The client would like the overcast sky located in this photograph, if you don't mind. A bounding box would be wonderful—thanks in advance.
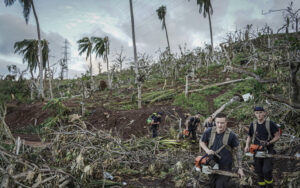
[0,0,299,78]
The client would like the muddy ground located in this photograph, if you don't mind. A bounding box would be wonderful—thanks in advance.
[5,101,187,140]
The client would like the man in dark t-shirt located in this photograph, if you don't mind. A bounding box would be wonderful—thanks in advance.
[185,112,201,142]
[150,112,162,138]
[200,113,244,188]
[244,107,280,188]
[204,116,215,132]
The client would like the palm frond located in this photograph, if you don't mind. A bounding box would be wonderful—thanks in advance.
[19,0,32,24]
[156,5,167,30]
[77,37,92,60]
[4,0,17,6]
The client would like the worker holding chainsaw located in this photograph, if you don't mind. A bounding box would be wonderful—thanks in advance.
[150,112,162,138]
[200,113,244,188]
[244,107,280,188]
[204,116,215,132]
[185,112,201,143]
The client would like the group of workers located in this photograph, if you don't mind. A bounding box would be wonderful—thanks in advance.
[148,106,280,188]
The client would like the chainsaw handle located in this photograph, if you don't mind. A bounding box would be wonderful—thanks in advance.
[214,153,221,159]
[199,154,208,164]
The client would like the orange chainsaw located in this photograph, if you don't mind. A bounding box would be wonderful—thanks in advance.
[195,154,219,174]
[195,155,239,177]
[246,144,300,160]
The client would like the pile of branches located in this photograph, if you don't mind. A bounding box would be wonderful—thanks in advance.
[0,114,199,187]
[1,106,299,187]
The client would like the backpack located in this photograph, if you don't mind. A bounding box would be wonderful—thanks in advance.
[189,117,198,127]
[208,127,233,155]
[252,119,282,143]
[147,113,157,125]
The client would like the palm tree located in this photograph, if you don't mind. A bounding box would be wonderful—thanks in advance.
[14,39,49,99]
[14,39,38,78]
[77,37,94,88]
[4,0,45,99]
[156,5,171,52]
[129,0,141,109]
[92,36,111,89]
[195,0,214,56]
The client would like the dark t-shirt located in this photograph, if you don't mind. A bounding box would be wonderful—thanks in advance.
[188,117,200,130]
[152,116,161,127]
[248,120,279,146]
[201,127,239,168]
[204,121,215,128]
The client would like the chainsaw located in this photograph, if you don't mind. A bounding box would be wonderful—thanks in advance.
[195,154,219,174]
[245,144,300,160]
[195,154,240,177]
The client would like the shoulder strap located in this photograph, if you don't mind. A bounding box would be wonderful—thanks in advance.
[222,128,232,153]
[214,128,232,155]
[222,128,231,145]
[266,119,271,140]
[252,121,257,143]
[208,127,216,149]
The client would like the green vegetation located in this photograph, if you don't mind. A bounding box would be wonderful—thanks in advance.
[197,86,221,96]
[173,93,209,115]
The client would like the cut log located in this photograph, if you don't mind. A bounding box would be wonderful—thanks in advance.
[189,78,251,93]
[1,165,13,188]
[264,94,300,109]
[211,96,243,119]
[0,104,15,143]
[225,66,277,83]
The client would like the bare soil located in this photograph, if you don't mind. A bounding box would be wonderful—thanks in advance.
[5,101,187,140]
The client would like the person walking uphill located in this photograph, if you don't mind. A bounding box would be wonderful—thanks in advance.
[200,113,244,188]
[204,116,215,132]
[185,112,201,143]
[244,107,280,188]
[150,112,162,138]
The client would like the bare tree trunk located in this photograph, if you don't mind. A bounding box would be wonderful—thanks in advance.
[1,165,13,188]
[106,55,111,89]
[290,62,300,105]
[0,104,15,143]
[164,18,171,53]
[98,62,101,75]
[205,53,209,73]
[208,10,214,58]
[185,75,188,97]
[162,79,167,90]
[31,2,44,99]
[296,17,298,33]
[47,61,53,99]
[30,80,34,100]
[89,54,95,91]
[191,66,195,81]
[267,35,271,49]
[129,0,141,109]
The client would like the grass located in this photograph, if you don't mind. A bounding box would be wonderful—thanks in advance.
[213,79,257,109]
[197,86,221,96]
[173,93,209,115]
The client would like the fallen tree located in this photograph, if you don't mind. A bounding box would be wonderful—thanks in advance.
[224,66,277,83]
[188,78,252,93]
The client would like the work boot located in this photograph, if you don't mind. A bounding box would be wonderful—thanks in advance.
[265,179,273,188]
[258,183,265,188]
[266,184,273,188]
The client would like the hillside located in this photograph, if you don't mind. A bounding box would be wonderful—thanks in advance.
[0,32,300,187]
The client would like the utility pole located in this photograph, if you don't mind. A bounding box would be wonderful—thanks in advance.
[60,39,70,80]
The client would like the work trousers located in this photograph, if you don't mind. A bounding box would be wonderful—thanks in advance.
[254,157,273,188]
[151,124,158,138]
[188,126,197,141]
[209,165,233,188]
